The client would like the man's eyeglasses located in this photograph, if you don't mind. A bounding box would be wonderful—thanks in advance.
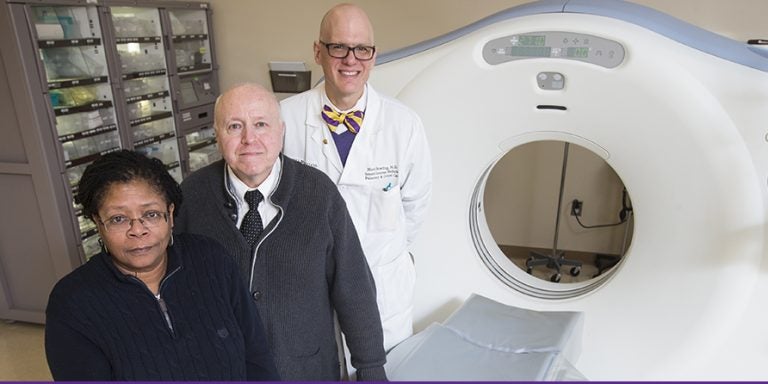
[319,40,376,61]
[98,211,169,233]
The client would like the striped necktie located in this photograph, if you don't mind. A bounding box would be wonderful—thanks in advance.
[321,105,364,134]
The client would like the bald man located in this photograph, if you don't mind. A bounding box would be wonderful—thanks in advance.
[176,83,387,381]
[282,4,433,351]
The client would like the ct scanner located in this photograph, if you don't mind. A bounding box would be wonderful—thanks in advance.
[369,0,768,380]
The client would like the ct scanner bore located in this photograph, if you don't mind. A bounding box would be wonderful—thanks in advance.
[369,0,768,380]
[479,140,633,295]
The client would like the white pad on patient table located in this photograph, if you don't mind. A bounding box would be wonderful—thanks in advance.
[385,293,586,381]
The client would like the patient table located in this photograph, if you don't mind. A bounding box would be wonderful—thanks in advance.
[385,294,586,380]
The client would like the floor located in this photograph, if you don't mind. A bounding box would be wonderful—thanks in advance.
[500,245,620,283]
[0,320,51,381]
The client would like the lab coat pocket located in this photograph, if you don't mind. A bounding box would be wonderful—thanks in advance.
[374,252,416,320]
[368,185,402,233]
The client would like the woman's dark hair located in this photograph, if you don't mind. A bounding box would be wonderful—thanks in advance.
[76,150,183,222]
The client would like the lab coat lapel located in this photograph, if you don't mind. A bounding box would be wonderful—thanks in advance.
[306,90,344,174]
[338,87,381,186]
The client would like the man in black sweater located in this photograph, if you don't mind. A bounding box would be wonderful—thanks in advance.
[175,83,387,381]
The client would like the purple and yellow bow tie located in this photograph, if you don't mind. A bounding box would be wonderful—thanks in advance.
[322,105,364,134]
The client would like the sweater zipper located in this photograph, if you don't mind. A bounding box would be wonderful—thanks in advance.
[128,266,180,337]
[156,295,174,334]
[155,266,181,337]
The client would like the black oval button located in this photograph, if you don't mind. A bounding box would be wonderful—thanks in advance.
[229,213,238,221]
[252,291,262,301]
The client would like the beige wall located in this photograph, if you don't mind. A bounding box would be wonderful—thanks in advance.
[484,142,631,255]
[208,0,767,93]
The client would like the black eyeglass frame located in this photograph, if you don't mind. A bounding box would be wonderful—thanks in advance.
[318,40,376,61]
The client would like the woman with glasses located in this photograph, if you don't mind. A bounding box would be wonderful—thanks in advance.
[44,150,279,381]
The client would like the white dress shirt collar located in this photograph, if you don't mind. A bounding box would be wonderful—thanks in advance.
[226,157,281,229]
[322,84,368,113]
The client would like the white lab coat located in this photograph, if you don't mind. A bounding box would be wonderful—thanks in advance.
[281,84,432,350]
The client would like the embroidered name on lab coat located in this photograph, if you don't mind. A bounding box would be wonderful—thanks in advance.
[365,165,399,181]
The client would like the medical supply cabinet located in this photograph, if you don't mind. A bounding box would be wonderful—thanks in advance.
[0,0,220,323]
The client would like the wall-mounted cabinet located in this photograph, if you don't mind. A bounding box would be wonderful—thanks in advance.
[0,0,219,323]
[183,125,220,173]
[108,5,183,181]
[166,6,218,144]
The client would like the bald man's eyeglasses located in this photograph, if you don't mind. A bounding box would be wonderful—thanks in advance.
[319,40,376,61]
